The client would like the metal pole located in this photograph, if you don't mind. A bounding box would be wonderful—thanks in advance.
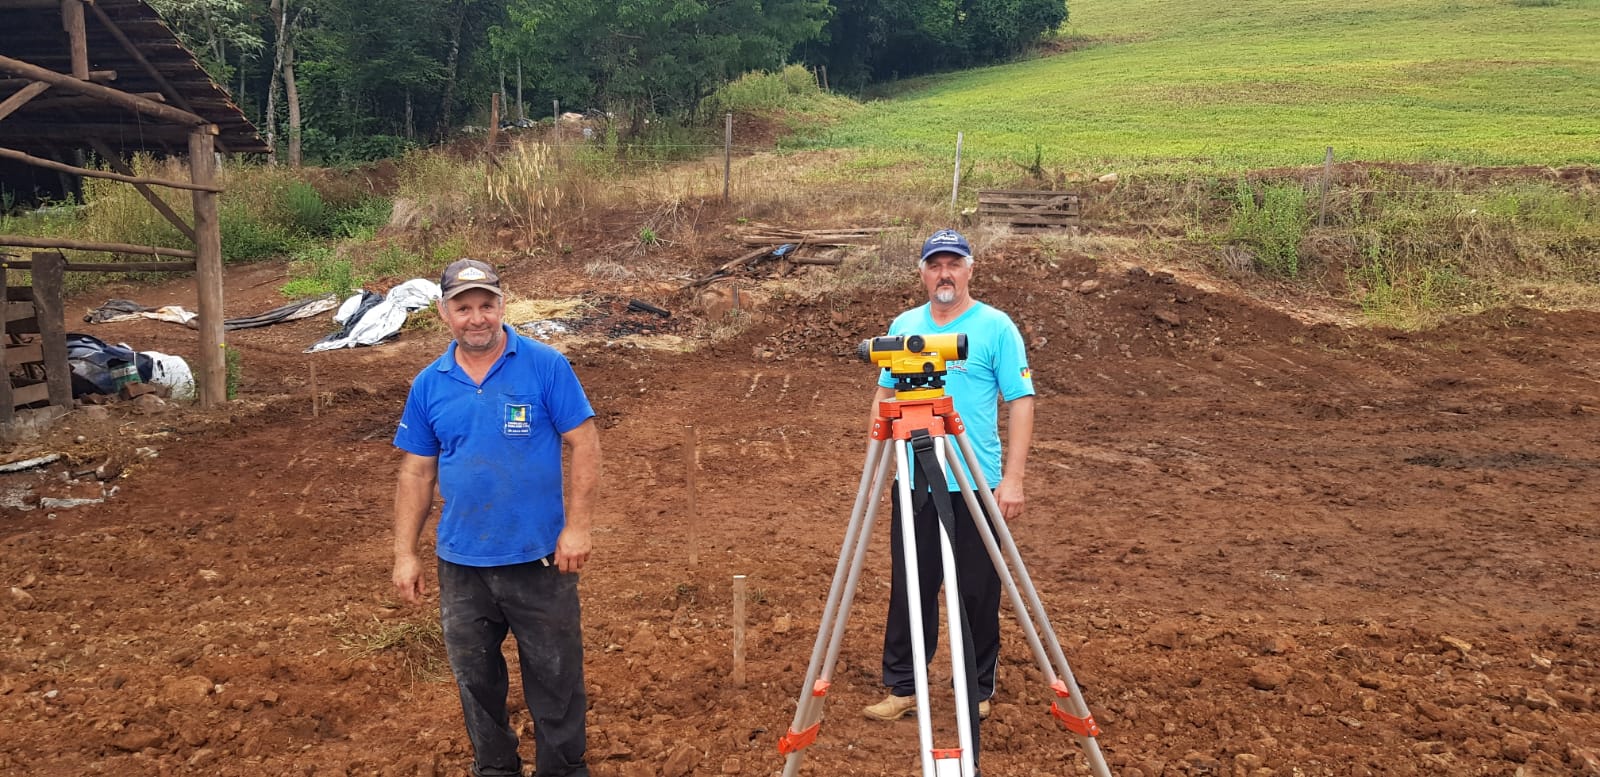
[724,112,733,202]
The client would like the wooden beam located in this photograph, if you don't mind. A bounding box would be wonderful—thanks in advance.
[0,81,50,123]
[190,127,225,407]
[29,252,72,411]
[0,121,199,144]
[0,71,115,89]
[1,259,197,273]
[84,2,200,118]
[63,0,89,79]
[88,139,195,242]
[0,54,207,126]
[0,234,197,259]
[0,146,222,193]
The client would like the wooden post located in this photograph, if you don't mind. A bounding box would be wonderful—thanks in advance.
[0,264,11,424]
[487,92,501,157]
[723,113,732,202]
[731,574,747,688]
[62,0,88,80]
[951,132,964,211]
[189,127,226,407]
[684,424,698,566]
[515,60,523,121]
[552,99,561,170]
[1318,146,1334,227]
[309,361,319,417]
[819,65,829,92]
[29,252,70,411]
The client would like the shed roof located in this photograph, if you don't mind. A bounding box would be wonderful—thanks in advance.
[0,0,268,156]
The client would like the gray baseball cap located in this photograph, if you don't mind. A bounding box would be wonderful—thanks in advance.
[439,258,502,300]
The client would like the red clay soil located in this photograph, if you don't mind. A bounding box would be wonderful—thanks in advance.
[2,241,1598,777]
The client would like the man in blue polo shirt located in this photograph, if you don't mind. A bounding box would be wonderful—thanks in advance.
[392,258,601,777]
[864,229,1035,730]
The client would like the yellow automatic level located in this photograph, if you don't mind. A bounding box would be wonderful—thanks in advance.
[858,334,968,399]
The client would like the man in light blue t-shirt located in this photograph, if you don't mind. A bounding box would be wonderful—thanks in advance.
[392,259,600,777]
[864,229,1036,735]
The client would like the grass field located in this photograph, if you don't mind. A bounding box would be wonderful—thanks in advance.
[797,0,1600,172]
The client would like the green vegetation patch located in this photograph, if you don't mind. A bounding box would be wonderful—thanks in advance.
[802,0,1600,171]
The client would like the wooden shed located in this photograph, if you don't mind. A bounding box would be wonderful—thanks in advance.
[0,0,266,432]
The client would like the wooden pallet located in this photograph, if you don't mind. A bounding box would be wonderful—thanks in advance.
[977,189,1082,231]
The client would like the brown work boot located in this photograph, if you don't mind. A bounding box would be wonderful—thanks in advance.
[863,693,917,721]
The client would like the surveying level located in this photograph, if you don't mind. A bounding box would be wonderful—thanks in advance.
[777,335,1112,777]
[858,333,968,399]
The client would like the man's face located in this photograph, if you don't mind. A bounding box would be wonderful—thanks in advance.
[438,288,505,353]
[920,253,972,305]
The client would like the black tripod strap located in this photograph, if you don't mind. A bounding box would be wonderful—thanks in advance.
[907,431,984,759]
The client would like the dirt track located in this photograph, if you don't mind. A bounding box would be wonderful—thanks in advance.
[3,240,1599,776]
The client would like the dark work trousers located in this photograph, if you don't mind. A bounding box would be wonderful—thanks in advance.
[439,558,589,777]
[882,483,1003,703]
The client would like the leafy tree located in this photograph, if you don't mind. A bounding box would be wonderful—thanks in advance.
[149,0,265,85]
[799,0,1066,90]
[495,0,828,130]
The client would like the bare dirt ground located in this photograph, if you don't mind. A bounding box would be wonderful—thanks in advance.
[3,232,1599,777]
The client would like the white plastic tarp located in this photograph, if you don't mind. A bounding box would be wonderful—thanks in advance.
[306,279,441,352]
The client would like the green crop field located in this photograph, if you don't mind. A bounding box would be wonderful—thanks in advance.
[799,0,1600,172]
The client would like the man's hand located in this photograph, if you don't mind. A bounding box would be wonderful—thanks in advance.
[995,479,1025,522]
[393,553,427,604]
[555,526,592,573]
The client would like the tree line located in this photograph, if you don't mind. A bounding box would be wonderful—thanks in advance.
[150,0,1068,163]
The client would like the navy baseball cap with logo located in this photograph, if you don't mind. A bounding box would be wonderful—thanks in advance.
[920,229,973,263]
[439,258,502,299]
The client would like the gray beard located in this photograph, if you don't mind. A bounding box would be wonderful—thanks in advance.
[934,287,957,304]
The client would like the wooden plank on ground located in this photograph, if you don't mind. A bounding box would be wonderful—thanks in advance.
[976,188,1083,229]
[979,212,1083,226]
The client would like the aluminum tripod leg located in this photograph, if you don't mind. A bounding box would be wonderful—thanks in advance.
[894,436,976,777]
[943,432,1113,777]
[779,436,894,777]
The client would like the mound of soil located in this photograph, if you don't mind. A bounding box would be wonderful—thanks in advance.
[3,233,1598,776]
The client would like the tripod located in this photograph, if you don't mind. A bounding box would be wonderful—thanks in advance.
[776,368,1112,777]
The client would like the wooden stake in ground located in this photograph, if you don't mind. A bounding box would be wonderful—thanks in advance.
[1319,146,1335,227]
[732,574,748,688]
[684,424,699,566]
[309,361,319,417]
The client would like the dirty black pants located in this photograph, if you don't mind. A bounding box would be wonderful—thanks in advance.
[882,486,1002,701]
[439,558,589,777]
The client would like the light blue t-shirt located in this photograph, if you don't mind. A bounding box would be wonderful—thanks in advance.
[878,301,1034,490]
[395,326,595,567]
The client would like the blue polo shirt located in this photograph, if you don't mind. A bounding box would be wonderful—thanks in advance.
[394,326,595,566]
[878,301,1034,490]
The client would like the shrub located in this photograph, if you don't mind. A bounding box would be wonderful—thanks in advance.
[1228,179,1310,278]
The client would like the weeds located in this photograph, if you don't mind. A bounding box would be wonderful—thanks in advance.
[1227,179,1309,278]
[337,614,448,682]
[223,344,242,400]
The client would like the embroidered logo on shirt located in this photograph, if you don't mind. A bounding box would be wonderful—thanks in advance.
[504,403,531,437]
[1020,367,1032,380]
